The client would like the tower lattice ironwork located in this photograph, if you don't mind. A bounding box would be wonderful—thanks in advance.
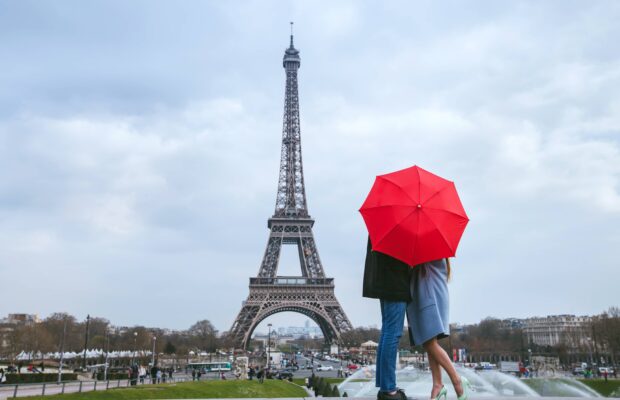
[228,31,353,349]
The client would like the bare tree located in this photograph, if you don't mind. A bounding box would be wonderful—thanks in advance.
[188,320,218,352]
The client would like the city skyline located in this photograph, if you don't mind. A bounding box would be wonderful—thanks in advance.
[1,1,619,332]
[2,309,615,338]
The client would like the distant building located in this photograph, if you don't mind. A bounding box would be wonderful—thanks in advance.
[523,315,591,348]
[271,320,323,339]
[0,314,40,356]
[6,314,40,324]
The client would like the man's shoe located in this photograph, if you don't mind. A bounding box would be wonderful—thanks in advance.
[397,388,416,400]
[378,390,403,400]
[378,389,415,400]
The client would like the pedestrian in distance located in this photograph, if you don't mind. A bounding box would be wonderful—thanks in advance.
[197,369,202,381]
[132,364,139,386]
[191,369,196,381]
[257,367,264,383]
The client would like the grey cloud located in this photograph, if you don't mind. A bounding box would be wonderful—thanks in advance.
[1,1,619,331]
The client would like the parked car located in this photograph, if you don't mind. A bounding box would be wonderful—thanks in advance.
[347,364,359,370]
[317,365,334,371]
[276,369,295,380]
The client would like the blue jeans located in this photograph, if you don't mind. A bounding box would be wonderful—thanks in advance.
[376,299,407,392]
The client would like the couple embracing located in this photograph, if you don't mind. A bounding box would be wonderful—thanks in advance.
[359,165,471,400]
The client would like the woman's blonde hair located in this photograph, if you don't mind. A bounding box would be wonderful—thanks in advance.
[446,258,452,282]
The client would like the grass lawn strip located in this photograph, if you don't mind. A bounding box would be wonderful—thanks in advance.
[23,379,308,399]
[577,379,620,397]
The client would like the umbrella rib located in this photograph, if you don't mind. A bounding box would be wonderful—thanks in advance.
[420,210,456,254]
[373,208,418,251]
[377,176,418,205]
[412,205,420,266]
[360,204,416,211]
[423,206,468,220]
[422,182,453,204]
[416,166,421,205]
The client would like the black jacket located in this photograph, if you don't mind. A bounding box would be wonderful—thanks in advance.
[362,238,412,301]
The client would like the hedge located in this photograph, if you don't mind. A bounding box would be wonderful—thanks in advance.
[96,372,129,380]
[5,373,78,384]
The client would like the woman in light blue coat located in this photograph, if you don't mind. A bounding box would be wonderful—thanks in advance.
[407,259,470,400]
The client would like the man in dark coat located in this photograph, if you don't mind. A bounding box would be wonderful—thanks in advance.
[363,238,412,400]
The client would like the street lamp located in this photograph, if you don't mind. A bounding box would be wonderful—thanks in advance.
[132,332,138,366]
[57,317,68,384]
[82,314,90,371]
[528,348,532,368]
[152,336,157,367]
[104,328,109,381]
[267,323,272,369]
[586,337,593,365]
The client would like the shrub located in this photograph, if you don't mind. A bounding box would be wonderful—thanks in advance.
[315,378,325,396]
[96,372,129,380]
[331,384,341,397]
[321,382,333,397]
[343,391,349,397]
[5,373,78,384]
[311,376,318,389]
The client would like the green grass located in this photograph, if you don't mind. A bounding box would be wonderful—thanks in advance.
[520,378,620,397]
[23,379,308,399]
[577,379,620,397]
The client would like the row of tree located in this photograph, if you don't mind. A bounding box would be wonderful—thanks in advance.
[3,307,618,364]
[1,313,219,360]
[338,307,619,364]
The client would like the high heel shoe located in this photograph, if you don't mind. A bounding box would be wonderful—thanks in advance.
[431,385,447,400]
[457,376,471,400]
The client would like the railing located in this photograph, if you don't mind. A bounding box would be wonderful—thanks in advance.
[0,376,191,399]
[250,277,333,285]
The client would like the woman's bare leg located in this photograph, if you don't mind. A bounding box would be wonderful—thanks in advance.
[428,352,444,399]
[423,338,463,397]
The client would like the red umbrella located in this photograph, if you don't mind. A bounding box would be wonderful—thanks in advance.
[359,165,469,266]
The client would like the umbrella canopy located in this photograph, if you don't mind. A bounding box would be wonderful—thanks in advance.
[359,165,469,266]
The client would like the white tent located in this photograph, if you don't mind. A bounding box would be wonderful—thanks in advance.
[361,340,378,348]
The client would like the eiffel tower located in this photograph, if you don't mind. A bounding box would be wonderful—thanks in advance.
[228,29,353,349]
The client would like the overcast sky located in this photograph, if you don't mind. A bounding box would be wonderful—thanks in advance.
[1,1,619,335]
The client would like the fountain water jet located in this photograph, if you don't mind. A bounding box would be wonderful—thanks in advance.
[338,365,602,398]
